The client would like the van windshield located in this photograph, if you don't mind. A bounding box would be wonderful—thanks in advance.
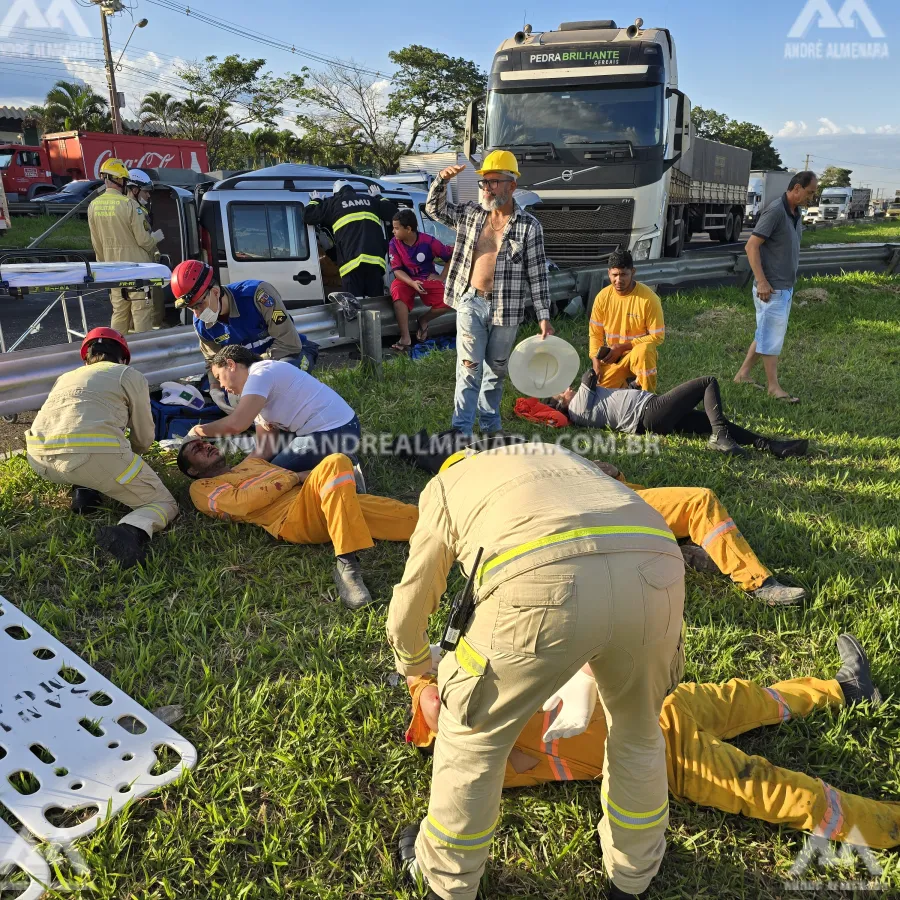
[0,152,14,170]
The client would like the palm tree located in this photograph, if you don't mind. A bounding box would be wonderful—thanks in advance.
[44,81,110,132]
[274,129,300,164]
[139,92,180,137]
[175,96,212,142]
[249,128,279,168]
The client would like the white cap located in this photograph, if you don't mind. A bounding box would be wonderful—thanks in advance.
[127,169,152,185]
[508,335,580,398]
[159,381,206,410]
[333,179,351,193]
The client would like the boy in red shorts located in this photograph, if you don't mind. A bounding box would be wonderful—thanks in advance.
[388,208,454,351]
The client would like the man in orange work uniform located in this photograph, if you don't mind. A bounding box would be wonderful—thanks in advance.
[405,634,899,851]
[178,439,418,610]
[589,248,665,391]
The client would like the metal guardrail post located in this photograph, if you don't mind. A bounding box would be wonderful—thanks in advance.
[887,248,900,275]
[358,309,383,379]
[26,188,104,250]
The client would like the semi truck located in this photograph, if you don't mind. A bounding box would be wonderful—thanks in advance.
[462,17,751,264]
[746,170,793,228]
[0,132,209,202]
[813,186,871,222]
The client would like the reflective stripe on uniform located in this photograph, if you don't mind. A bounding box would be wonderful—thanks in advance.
[700,518,738,549]
[143,503,170,526]
[26,433,121,450]
[815,781,845,839]
[394,644,431,666]
[542,707,574,781]
[590,319,604,328]
[764,687,792,723]
[238,470,279,491]
[116,454,144,485]
[425,813,499,851]
[333,211,382,232]
[648,327,665,335]
[339,254,387,277]
[478,525,677,585]
[207,484,230,515]
[319,471,355,499]
[455,637,486,677]
[602,790,668,830]
[247,336,275,350]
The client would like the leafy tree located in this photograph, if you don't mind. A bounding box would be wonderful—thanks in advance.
[173,96,213,143]
[273,129,301,163]
[139,92,180,137]
[691,105,782,169]
[213,129,253,171]
[176,55,304,168]
[44,81,110,132]
[818,166,852,188]
[386,45,487,151]
[249,127,279,167]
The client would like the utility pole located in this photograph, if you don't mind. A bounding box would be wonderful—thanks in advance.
[804,153,811,171]
[97,0,124,134]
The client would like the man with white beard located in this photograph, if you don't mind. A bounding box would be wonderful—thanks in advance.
[425,151,553,436]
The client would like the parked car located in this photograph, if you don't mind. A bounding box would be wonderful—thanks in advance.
[30,179,102,204]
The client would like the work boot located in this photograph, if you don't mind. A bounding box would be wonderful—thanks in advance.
[751,576,806,606]
[70,487,102,515]
[835,634,882,706]
[398,824,434,892]
[756,437,809,459]
[333,553,373,610]
[96,524,150,569]
[609,884,648,900]
[353,462,367,494]
[708,427,748,457]
[679,542,719,575]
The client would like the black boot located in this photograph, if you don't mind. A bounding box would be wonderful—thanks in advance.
[835,634,882,705]
[756,437,809,459]
[609,884,648,899]
[398,823,440,895]
[96,524,149,569]
[333,553,373,610]
[708,426,748,457]
[70,487,103,515]
[679,542,719,575]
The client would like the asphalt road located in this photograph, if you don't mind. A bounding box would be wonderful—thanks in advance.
[683,227,751,255]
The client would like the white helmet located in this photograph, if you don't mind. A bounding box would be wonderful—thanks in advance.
[127,169,153,186]
[332,179,351,194]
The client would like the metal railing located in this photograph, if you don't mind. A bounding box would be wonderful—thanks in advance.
[1,243,898,418]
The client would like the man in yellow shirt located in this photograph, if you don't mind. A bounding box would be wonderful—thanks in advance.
[589,248,665,391]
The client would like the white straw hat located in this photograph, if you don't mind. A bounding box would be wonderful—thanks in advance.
[508,335,580,397]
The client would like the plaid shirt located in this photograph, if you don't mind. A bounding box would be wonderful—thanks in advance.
[425,177,551,327]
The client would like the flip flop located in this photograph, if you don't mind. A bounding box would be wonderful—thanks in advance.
[735,378,765,390]
[416,320,429,342]
[391,341,410,353]
[772,393,800,403]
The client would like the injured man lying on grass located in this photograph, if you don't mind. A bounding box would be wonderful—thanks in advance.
[177,439,418,610]
[401,635,898,854]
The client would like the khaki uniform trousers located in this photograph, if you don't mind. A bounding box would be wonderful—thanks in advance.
[417,550,685,899]
[597,342,658,392]
[27,450,177,537]
[110,288,154,335]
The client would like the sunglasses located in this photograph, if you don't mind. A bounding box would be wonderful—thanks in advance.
[478,178,513,190]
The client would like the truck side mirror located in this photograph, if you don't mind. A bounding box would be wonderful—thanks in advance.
[665,88,692,159]
[464,101,479,163]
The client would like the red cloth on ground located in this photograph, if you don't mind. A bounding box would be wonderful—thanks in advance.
[514,397,570,428]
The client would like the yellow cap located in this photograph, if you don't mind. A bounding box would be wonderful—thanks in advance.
[99,158,130,180]
[476,149,520,177]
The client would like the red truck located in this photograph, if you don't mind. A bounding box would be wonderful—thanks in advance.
[0,132,209,201]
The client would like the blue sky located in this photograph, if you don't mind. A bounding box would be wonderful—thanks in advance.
[1,0,898,192]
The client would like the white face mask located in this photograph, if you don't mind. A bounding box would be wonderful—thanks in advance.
[196,293,219,326]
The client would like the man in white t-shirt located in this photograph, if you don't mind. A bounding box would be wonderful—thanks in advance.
[188,347,362,477]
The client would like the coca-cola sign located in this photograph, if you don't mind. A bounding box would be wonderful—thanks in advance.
[93,149,177,179]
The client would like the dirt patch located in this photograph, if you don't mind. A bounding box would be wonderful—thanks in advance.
[0,411,33,457]
[693,308,742,328]
[794,288,829,305]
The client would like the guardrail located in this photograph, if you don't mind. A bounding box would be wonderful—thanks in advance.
[1,243,898,418]
[8,201,86,218]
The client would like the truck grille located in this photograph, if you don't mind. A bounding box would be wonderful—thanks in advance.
[823,208,839,219]
[532,202,634,268]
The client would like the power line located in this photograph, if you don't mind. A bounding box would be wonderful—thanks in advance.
[808,152,900,173]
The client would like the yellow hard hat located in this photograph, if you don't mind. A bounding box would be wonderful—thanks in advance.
[99,158,130,180]
[476,149,520,177]
[439,448,477,473]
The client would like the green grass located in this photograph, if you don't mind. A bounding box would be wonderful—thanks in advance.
[1,272,899,898]
[801,218,900,246]
[0,214,92,250]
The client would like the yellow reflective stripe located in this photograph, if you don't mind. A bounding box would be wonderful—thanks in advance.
[339,254,387,277]
[395,644,431,665]
[425,813,498,849]
[479,525,677,584]
[333,211,382,232]
[143,503,169,525]
[602,790,668,830]
[319,471,355,499]
[456,637,485,677]
[116,454,144,485]
[26,433,121,449]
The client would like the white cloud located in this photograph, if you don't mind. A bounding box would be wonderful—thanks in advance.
[817,117,842,135]
[846,125,866,135]
[875,124,899,135]
[776,120,808,138]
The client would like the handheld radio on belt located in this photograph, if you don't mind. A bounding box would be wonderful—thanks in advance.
[440,547,484,652]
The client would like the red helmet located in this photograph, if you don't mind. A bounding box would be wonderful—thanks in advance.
[81,327,130,364]
[171,260,214,308]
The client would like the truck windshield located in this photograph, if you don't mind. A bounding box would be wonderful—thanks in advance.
[485,84,663,150]
[0,152,14,170]
[820,197,846,205]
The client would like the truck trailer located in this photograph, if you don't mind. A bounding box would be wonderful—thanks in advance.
[814,186,871,222]
[462,17,751,263]
[746,170,793,228]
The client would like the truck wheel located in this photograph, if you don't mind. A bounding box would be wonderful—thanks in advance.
[721,212,735,243]
[732,213,743,240]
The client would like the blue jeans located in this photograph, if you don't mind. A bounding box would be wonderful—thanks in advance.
[452,291,519,435]
[753,286,793,356]
[270,415,361,472]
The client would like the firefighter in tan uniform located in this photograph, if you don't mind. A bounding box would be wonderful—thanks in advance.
[25,328,178,569]
[87,158,159,334]
[389,444,686,900]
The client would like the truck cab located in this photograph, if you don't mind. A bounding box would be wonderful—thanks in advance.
[817,187,852,222]
[196,163,441,307]
[0,145,55,201]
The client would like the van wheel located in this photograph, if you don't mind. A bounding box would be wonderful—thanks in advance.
[2,414,18,425]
